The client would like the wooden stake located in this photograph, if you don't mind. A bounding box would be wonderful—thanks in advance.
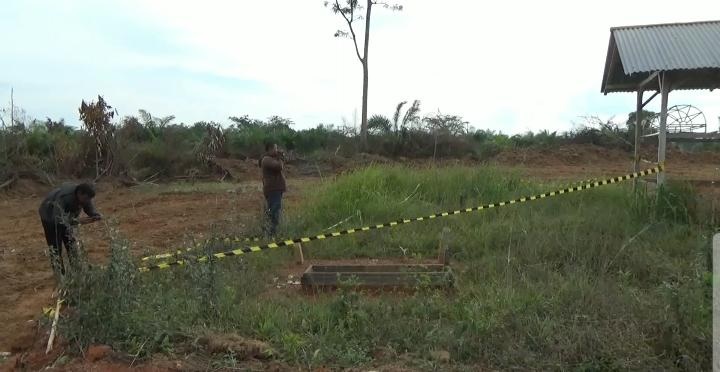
[657,72,670,187]
[633,90,643,190]
[438,227,451,266]
[46,298,62,354]
[294,243,304,265]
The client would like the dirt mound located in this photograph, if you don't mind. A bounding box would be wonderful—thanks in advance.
[666,147,720,163]
[284,152,394,177]
[492,144,632,167]
[210,158,262,181]
[214,156,333,179]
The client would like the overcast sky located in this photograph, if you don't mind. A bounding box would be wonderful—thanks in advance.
[1,0,718,134]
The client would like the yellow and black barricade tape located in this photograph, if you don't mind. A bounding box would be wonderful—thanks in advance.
[138,164,663,272]
[140,236,262,261]
[143,175,608,262]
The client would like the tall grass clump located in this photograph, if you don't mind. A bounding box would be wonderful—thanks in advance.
[61,166,711,370]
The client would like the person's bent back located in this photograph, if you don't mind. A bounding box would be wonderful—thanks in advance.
[39,182,102,277]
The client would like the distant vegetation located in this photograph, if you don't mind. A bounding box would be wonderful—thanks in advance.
[0,94,702,183]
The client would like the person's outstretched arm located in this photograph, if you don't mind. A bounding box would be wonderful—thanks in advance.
[79,201,102,224]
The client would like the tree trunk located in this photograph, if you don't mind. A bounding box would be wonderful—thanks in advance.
[95,139,102,179]
[360,1,372,151]
[10,87,14,127]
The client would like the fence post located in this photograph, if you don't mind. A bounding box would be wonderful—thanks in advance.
[294,243,304,265]
[438,227,451,266]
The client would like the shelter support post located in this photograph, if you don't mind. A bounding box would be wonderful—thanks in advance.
[657,73,670,186]
[633,90,643,188]
[633,73,659,190]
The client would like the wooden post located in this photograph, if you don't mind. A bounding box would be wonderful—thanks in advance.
[657,72,670,187]
[46,298,62,354]
[438,227,451,266]
[293,243,304,265]
[633,90,643,189]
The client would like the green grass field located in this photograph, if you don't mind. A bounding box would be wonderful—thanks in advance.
[61,166,712,370]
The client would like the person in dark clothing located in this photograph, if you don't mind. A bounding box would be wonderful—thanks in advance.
[260,143,286,236]
[38,182,102,276]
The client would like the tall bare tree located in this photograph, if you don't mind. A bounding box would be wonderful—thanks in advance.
[326,0,402,150]
[10,88,13,128]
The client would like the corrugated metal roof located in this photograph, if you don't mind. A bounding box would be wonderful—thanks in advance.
[612,20,720,74]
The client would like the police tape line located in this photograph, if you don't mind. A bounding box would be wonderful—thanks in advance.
[140,177,603,262]
[140,236,262,261]
[138,164,663,272]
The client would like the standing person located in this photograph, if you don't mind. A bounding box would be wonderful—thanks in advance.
[38,183,102,276]
[260,143,286,236]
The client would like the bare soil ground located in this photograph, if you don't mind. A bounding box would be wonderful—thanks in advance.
[1,145,717,370]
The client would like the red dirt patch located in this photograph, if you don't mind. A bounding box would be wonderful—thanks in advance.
[85,345,113,363]
[0,178,307,356]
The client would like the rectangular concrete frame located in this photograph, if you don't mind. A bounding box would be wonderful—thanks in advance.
[301,264,453,290]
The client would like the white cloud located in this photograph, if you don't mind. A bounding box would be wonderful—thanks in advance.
[1,0,718,132]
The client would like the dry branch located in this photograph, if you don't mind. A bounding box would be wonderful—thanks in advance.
[0,173,18,191]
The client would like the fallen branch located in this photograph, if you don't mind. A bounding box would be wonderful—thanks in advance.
[604,223,654,273]
[46,298,63,354]
[0,173,18,191]
[142,172,160,183]
[16,170,53,185]
[399,183,421,204]
[324,214,355,231]
[130,338,147,367]
[174,174,213,180]
[93,161,113,183]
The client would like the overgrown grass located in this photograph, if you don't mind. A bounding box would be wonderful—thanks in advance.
[61,166,712,370]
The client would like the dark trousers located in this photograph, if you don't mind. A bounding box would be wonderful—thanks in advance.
[41,219,76,275]
[264,191,283,237]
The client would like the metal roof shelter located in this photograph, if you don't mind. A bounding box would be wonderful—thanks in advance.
[601,20,720,186]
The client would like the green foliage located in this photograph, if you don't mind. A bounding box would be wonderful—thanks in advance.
[509,129,559,148]
[61,166,710,369]
[368,114,391,134]
[655,182,699,225]
[0,104,716,180]
[626,109,657,135]
[0,119,87,175]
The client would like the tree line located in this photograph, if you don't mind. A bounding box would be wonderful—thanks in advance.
[0,95,663,185]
